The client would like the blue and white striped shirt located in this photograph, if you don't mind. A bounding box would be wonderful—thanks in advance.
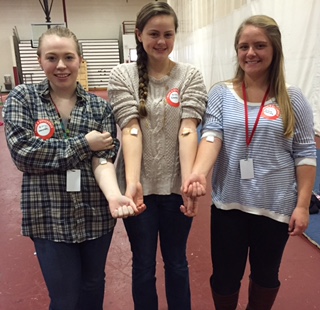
[203,82,316,223]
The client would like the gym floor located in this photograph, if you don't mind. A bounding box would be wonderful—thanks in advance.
[0,91,320,310]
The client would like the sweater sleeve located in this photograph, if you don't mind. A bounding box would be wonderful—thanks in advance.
[108,64,140,129]
[289,86,317,163]
[180,65,208,121]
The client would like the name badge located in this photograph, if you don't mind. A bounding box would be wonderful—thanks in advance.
[34,119,55,140]
[66,169,81,191]
[240,158,254,179]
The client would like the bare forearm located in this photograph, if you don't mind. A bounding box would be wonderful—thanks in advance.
[179,119,199,182]
[296,165,316,210]
[122,119,142,184]
[192,137,222,177]
[92,157,121,199]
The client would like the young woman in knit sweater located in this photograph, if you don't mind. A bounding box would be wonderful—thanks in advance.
[108,2,207,309]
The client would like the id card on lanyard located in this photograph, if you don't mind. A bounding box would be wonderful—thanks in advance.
[240,82,269,179]
[50,94,81,191]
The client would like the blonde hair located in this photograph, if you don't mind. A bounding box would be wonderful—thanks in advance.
[37,26,82,57]
[233,15,295,138]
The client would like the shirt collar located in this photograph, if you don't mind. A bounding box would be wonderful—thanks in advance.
[37,79,89,105]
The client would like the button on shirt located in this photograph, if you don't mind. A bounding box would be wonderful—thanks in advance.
[4,79,119,243]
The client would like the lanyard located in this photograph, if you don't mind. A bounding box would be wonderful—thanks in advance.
[242,81,269,147]
[49,94,70,139]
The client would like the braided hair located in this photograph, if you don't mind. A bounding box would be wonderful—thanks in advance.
[135,2,178,117]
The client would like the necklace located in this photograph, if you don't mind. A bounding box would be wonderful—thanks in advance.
[166,60,174,76]
[149,60,175,79]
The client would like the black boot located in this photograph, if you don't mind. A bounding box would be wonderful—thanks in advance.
[212,290,239,310]
[246,279,279,310]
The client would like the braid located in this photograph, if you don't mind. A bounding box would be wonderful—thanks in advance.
[136,42,149,118]
[135,2,178,118]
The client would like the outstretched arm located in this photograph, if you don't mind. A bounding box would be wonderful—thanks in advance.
[178,118,200,217]
[182,134,222,198]
[92,156,138,218]
[121,118,146,215]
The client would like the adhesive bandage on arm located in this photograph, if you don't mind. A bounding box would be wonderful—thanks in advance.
[180,127,197,137]
[130,128,138,136]
[123,127,139,136]
[201,131,222,143]
[99,158,108,165]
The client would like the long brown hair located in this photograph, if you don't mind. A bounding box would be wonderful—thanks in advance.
[233,15,295,137]
[135,2,178,117]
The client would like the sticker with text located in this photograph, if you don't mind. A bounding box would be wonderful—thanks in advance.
[166,88,180,107]
[261,104,281,120]
[34,119,55,140]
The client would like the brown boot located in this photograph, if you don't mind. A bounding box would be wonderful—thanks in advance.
[212,290,239,310]
[246,279,279,310]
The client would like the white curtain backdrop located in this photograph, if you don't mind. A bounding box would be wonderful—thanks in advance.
[167,0,320,135]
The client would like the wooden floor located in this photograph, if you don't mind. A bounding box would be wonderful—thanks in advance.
[1,92,320,309]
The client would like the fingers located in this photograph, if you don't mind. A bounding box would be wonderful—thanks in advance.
[180,205,187,215]
[180,197,198,217]
[95,131,113,150]
[288,219,308,236]
[190,182,200,197]
[288,223,308,236]
[288,220,294,235]
[116,205,134,218]
[112,204,144,219]
[180,204,197,217]
[86,131,115,151]
[289,227,302,236]
[104,136,114,149]
[127,206,135,216]
[135,203,146,215]
[288,210,309,236]
[183,182,206,198]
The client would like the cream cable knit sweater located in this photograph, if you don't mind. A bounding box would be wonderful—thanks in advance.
[108,62,207,195]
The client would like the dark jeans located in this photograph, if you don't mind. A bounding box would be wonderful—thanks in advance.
[210,205,289,295]
[124,194,193,310]
[33,231,113,310]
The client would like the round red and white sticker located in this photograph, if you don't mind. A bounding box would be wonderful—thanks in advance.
[166,88,180,107]
[261,104,281,120]
[34,119,55,140]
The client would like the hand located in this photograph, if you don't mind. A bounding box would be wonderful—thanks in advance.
[182,173,207,198]
[125,181,146,215]
[108,195,138,219]
[288,206,309,236]
[180,192,199,217]
[85,130,114,151]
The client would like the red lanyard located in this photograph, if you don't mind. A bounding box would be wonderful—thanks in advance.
[242,81,270,147]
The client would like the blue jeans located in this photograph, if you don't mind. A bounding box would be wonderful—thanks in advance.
[124,194,193,310]
[210,205,289,295]
[32,231,113,310]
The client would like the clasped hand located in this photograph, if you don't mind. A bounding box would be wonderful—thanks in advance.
[125,182,147,216]
[85,130,114,151]
[180,173,207,217]
[108,195,138,219]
